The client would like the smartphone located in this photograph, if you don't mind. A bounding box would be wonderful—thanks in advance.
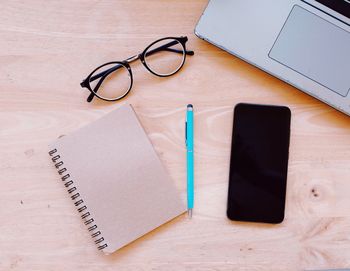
[227,103,291,224]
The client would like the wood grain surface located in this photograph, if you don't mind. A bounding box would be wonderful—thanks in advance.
[1,1,350,270]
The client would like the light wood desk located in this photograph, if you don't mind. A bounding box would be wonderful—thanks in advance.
[1,1,350,270]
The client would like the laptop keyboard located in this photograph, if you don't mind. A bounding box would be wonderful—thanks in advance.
[315,0,350,19]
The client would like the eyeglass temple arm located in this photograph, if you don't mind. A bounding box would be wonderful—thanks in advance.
[146,40,194,57]
[91,64,124,83]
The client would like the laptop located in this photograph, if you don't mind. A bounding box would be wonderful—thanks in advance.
[195,0,350,116]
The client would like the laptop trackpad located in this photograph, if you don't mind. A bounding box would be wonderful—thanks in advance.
[269,5,350,97]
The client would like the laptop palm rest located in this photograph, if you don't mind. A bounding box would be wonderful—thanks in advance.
[269,5,350,97]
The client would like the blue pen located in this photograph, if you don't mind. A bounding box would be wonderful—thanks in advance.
[186,104,194,218]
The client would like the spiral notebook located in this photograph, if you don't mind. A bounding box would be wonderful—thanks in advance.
[48,104,186,254]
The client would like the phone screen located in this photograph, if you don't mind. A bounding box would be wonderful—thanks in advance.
[227,103,291,224]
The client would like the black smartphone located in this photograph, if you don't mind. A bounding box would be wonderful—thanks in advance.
[227,103,291,224]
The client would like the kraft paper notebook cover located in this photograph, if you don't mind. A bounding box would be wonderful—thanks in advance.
[48,104,186,254]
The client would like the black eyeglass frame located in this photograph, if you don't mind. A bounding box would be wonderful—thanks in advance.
[80,36,194,102]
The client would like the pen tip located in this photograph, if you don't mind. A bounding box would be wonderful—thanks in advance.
[188,209,192,218]
[187,104,193,109]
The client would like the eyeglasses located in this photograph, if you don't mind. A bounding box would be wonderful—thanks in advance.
[80,36,194,102]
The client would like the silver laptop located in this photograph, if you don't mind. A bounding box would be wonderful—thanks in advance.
[195,0,350,116]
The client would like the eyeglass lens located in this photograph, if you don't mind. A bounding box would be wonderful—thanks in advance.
[144,38,185,76]
[89,63,131,101]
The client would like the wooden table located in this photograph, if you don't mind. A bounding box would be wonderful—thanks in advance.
[1,1,350,270]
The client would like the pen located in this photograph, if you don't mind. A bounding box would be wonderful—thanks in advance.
[186,104,194,218]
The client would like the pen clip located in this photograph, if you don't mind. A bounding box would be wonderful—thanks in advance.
[185,121,187,146]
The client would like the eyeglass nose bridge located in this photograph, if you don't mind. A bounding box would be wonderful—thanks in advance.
[125,54,141,63]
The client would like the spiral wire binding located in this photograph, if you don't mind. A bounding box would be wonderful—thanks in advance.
[49,148,108,251]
